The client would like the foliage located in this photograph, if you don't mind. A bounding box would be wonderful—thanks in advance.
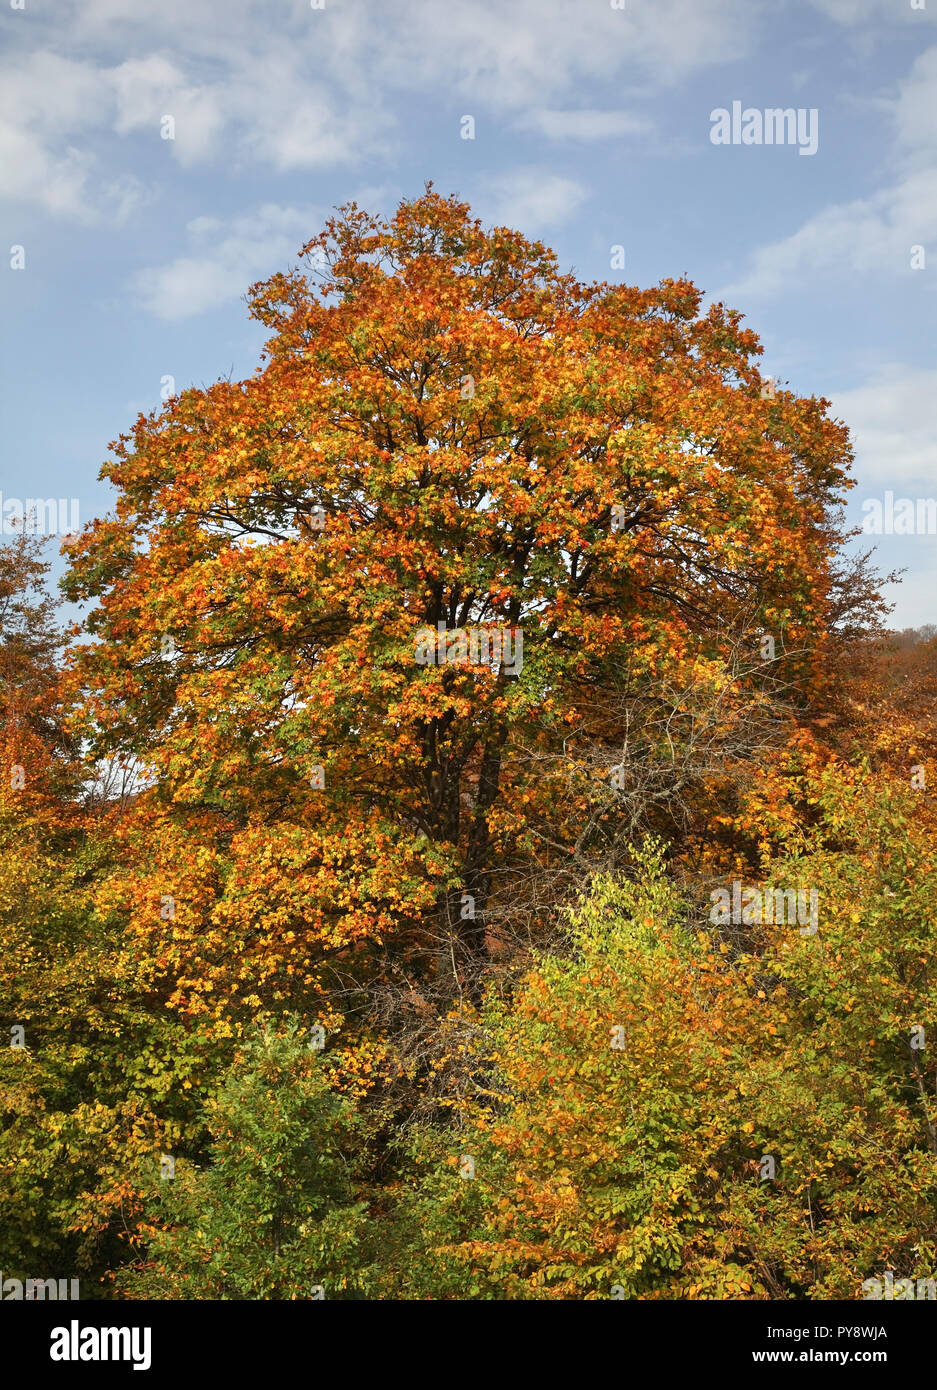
[0,195,930,1302]
[391,792,937,1299]
[60,188,854,1016]
[117,1022,372,1300]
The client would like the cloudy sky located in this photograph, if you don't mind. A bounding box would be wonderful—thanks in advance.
[2,0,934,624]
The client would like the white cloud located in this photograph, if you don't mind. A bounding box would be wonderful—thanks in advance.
[891,45,937,163]
[232,64,388,172]
[716,167,937,302]
[0,0,757,219]
[879,562,937,629]
[377,0,754,109]
[478,169,588,231]
[101,173,151,224]
[111,54,225,166]
[831,364,937,491]
[0,52,110,218]
[107,50,381,173]
[0,123,95,220]
[0,37,385,218]
[832,360,937,626]
[131,203,317,320]
[806,0,935,24]
[0,50,110,131]
[517,109,652,141]
[715,43,937,302]
[0,48,211,216]
[69,0,756,102]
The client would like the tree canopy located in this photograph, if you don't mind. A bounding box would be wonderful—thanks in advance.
[3,192,931,1305]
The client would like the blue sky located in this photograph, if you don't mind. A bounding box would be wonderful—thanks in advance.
[2,0,935,624]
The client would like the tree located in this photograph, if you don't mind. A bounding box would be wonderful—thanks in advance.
[394,779,937,1299]
[117,1022,372,1300]
[0,534,218,1291]
[0,529,75,799]
[62,190,855,1032]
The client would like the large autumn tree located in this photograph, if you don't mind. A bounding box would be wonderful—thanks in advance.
[62,189,854,1037]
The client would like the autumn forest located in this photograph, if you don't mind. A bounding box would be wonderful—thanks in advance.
[3,191,936,1302]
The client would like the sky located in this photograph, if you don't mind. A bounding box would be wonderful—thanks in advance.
[1,0,935,625]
